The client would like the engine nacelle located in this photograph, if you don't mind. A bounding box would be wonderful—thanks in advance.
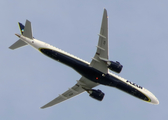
[107,61,123,73]
[89,89,105,101]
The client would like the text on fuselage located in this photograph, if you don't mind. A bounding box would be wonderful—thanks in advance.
[126,80,143,89]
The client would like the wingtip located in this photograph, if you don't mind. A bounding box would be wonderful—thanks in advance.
[40,104,51,109]
[103,8,107,16]
[40,105,47,109]
[103,8,107,11]
[41,106,47,109]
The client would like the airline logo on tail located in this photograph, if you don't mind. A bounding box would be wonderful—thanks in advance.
[18,22,24,34]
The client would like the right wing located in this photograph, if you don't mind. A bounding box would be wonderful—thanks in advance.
[41,77,98,109]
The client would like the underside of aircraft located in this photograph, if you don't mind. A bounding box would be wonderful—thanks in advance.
[9,9,159,109]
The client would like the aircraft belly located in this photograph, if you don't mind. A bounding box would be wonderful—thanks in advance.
[40,48,76,67]
[114,81,150,102]
[40,48,150,102]
[40,48,116,85]
[11,9,159,107]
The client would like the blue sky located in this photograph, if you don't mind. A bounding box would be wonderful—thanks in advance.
[0,0,167,120]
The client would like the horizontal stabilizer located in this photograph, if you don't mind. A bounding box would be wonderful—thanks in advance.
[9,39,27,50]
[23,20,33,39]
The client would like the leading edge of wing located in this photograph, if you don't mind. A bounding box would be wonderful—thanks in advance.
[41,77,98,109]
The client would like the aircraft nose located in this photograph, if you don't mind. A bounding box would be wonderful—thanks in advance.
[144,88,159,105]
[150,94,159,105]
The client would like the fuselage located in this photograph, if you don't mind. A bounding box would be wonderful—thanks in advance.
[18,34,159,105]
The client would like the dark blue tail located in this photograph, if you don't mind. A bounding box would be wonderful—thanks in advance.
[18,22,25,34]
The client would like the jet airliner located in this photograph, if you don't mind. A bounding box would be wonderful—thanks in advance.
[9,9,159,108]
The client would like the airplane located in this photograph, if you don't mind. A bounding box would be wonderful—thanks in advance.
[9,9,159,109]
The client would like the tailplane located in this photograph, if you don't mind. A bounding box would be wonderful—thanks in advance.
[9,39,28,50]
[9,20,33,50]
[22,20,33,39]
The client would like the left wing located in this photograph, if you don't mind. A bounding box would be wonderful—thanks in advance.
[90,9,108,74]
[41,77,98,109]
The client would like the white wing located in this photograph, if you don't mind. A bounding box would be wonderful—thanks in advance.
[90,9,109,74]
[41,77,98,109]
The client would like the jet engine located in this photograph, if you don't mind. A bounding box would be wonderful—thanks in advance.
[89,89,105,101]
[107,61,123,73]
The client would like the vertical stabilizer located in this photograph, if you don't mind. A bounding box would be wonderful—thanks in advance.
[18,22,25,34]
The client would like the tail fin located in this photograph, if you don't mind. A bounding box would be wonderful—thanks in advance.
[9,20,33,50]
[18,22,25,35]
